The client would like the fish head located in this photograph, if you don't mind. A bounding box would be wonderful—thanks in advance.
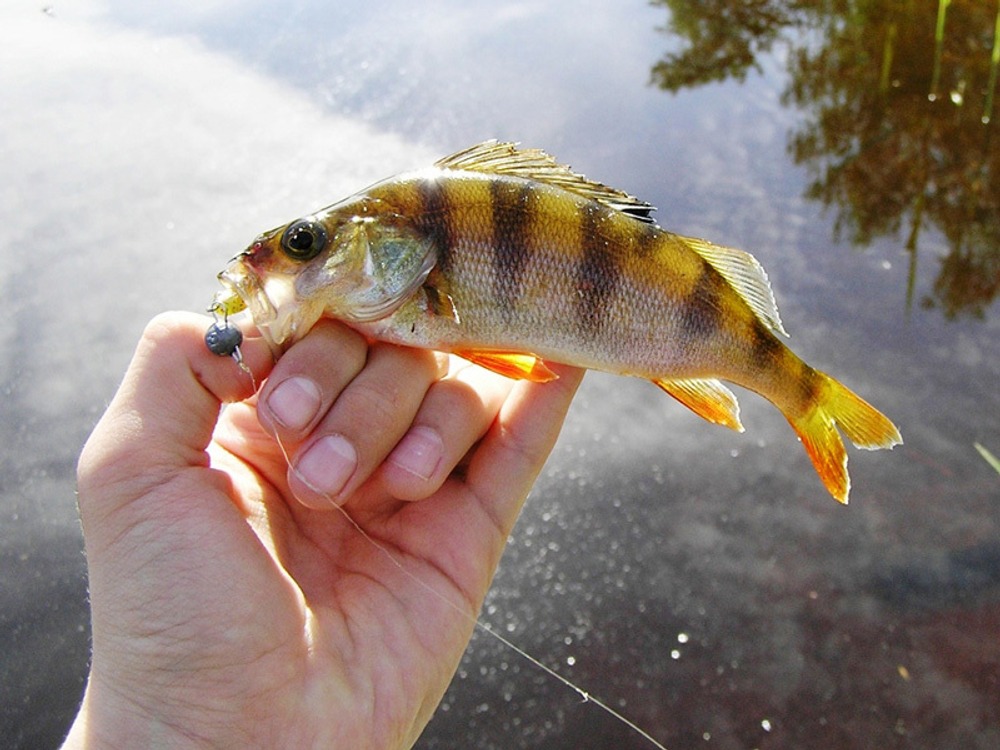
[217,197,437,353]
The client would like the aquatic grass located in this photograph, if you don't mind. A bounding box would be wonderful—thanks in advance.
[926,0,999,121]
[974,442,1000,476]
[929,0,951,101]
[985,0,1000,123]
[879,19,897,94]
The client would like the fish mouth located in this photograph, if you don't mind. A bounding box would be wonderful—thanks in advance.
[217,254,328,357]
[217,256,293,356]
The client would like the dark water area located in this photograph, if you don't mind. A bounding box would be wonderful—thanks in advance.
[2,1,999,747]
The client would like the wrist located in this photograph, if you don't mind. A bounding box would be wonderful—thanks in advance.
[61,673,209,750]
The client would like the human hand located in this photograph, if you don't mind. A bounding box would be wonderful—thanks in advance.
[64,311,583,750]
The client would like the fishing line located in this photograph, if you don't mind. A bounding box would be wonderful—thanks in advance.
[261,389,670,750]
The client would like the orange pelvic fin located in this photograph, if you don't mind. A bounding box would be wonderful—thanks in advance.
[454,349,559,382]
[654,377,745,433]
[787,372,902,504]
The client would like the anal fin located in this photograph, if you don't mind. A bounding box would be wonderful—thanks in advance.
[455,349,558,382]
[654,377,744,433]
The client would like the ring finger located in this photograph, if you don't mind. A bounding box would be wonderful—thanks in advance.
[380,359,515,501]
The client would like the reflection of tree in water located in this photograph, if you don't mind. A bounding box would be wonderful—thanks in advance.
[649,0,806,90]
[650,0,1000,319]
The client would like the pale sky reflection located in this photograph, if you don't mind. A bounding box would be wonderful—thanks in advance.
[0,4,434,418]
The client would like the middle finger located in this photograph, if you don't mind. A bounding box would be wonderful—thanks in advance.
[288,343,447,509]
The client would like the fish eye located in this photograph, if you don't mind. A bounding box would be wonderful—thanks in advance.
[280,219,328,261]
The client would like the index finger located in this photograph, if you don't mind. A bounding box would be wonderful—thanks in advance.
[76,311,274,523]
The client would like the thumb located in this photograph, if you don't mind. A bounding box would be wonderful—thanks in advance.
[77,311,272,523]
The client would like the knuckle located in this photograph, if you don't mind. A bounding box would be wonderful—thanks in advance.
[346,378,408,437]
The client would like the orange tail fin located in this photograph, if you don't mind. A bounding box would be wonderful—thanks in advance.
[788,372,902,504]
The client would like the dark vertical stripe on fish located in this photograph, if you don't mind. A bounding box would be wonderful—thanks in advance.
[490,178,534,321]
[796,364,822,411]
[576,204,620,336]
[680,262,724,339]
[749,317,784,370]
[416,177,453,273]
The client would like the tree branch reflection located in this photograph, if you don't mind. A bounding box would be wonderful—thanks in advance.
[651,0,1000,320]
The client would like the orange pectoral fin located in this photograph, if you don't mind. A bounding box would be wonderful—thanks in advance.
[454,349,559,382]
[654,377,745,433]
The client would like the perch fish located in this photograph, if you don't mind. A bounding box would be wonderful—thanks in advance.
[211,141,901,502]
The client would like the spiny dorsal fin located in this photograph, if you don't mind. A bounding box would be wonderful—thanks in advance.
[681,236,789,337]
[436,140,656,224]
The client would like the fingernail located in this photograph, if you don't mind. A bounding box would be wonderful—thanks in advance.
[296,435,356,499]
[389,426,443,481]
[267,376,321,430]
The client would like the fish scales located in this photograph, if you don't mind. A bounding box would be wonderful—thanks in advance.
[215,140,901,502]
[393,170,735,375]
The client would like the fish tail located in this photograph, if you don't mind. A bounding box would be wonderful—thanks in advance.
[787,372,902,504]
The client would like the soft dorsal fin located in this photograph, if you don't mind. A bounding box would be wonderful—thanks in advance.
[436,140,656,223]
[681,236,789,337]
